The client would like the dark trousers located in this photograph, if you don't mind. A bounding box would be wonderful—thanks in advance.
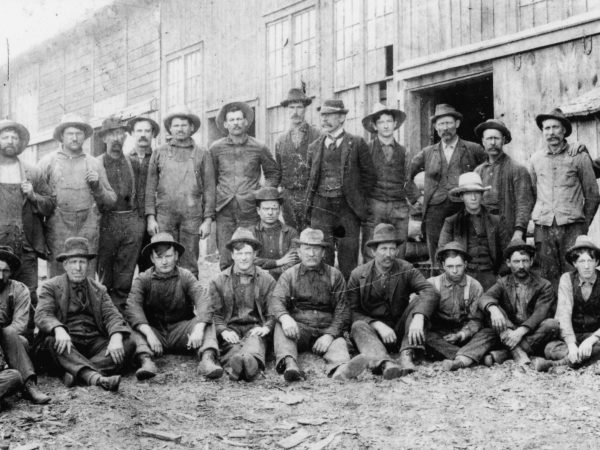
[14,249,39,341]
[0,327,36,383]
[0,369,22,400]
[137,228,153,273]
[427,328,498,363]
[492,317,559,355]
[134,321,219,357]
[274,323,350,375]
[98,211,145,310]
[219,324,267,367]
[216,199,260,271]
[310,195,360,279]
[545,332,600,363]
[281,188,305,230]
[424,199,462,265]
[157,210,204,277]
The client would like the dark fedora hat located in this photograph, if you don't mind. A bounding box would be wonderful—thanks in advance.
[128,116,160,137]
[142,232,185,260]
[0,120,30,152]
[566,235,600,265]
[163,105,201,135]
[97,115,128,138]
[254,187,283,205]
[317,99,349,115]
[503,238,536,261]
[0,246,21,272]
[293,228,330,247]
[430,104,463,124]
[474,118,512,144]
[436,241,471,264]
[535,107,572,137]
[56,237,96,262]
[53,113,93,142]
[216,101,255,134]
[365,223,404,249]
[226,227,262,251]
[281,88,312,107]
[362,102,406,134]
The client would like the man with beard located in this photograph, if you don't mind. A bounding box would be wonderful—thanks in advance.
[38,114,116,277]
[0,120,55,334]
[210,102,280,270]
[530,108,599,285]
[145,106,215,277]
[410,104,486,265]
[275,88,321,229]
[128,116,160,272]
[474,119,534,242]
[96,116,146,311]
[479,239,559,369]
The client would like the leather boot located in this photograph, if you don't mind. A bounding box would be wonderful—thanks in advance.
[381,361,403,380]
[135,354,158,381]
[227,354,243,381]
[63,372,75,388]
[483,349,511,367]
[96,375,121,392]
[242,354,260,381]
[23,379,51,404]
[331,355,370,381]
[198,350,223,379]
[442,355,473,372]
[398,350,416,376]
[532,356,569,372]
[510,346,531,366]
[283,357,303,382]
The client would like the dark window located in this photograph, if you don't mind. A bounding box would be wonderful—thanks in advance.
[385,45,393,77]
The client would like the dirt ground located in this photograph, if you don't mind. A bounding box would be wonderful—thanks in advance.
[3,260,600,449]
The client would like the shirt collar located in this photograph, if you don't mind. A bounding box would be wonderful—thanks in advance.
[442,136,459,151]
[545,140,569,155]
[299,262,325,275]
[376,137,396,148]
[328,127,344,140]
[442,273,467,287]
[512,273,533,287]
[151,267,179,279]
[257,220,282,232]
[130,146,152,158]
[578,272,597,287]
[234,267,256,278]
[58,150,86,159]
[168,137,195,148]
[482,152,506,166]
[226,134,250,146]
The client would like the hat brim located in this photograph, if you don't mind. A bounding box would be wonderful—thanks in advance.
[430,111,463,124]
[142,240,185,260]
[362,109,406,134]
[56,252,96,262]
[365,238,404,249]
[565,244,600,265]
[474,122,512,144]
[292,238,330,248]
[0,121,30,151]
[281,98,312,107]
[535,114,572,137]
[317,107,349,115]
[127,117,160,137]
[97,124,129,138]
[436,247,472,263]
[503,244,536,261]
[53,122,94,142]
[164,113,201,135]
[449,185,492,197]
[225,238,262,252]
[0,250,21,272]
[216,102,255,134]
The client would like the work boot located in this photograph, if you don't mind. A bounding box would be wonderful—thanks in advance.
[510,346,531,366]
[398,350,416,376]
[283,357,303,382]
[63,372,75,388]
[381,361,403,380]
[198,350,223,379]
[483,349,511,367]
[532,356,569,372]
[331,355,370,381]
[135,354,157,381]
[242,354,260,381]
[96,375,121,392]
[23,379,51,404]
[442,355,473,372]
[227,354,243,381]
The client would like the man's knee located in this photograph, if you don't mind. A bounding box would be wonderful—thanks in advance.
[544,340,568,360]
[0,326,19,342]
[350,320,371,336]
[539,318,560,335]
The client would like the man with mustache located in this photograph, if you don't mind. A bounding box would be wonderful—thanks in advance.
[473,119,534,242]
[128,116,160,272]
[96,116,146,311]
[210,102,280,270]
[0,120,55,335]
[275,88,321,230]
[305,99,376,279]
[530,108,600,286]
[410,104,486,266]
[38,114,116,277]
[145,106,216,277]
[348,224,438,378]
[479,238,559,369]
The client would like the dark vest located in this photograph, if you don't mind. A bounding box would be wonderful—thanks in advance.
[467,216,492,267]
[370,140,407,202]
[317,139,344,197]
[431,146,463,205]
[570,271,600,333]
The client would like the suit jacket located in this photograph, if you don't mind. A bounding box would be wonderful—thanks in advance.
[305,132,376,221]
[35,274,131,338]
[409,138,485,217]
[348,259,439,329]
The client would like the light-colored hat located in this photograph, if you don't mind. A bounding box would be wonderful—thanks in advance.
[566,235,600,265]
[216,102,255,134]
[53,113,93,142]
[317,99,349,115]
[293,228,330,247]
[56,237,96,262]
[361,103,406,134]
[449,172,491,197]
[365,223,404,248]
[142,232,185,259]
[226,227,262,251]
[163,105,201,135]
[430,104,463,124]
[0,120,30,152]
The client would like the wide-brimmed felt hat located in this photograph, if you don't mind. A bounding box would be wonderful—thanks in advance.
[317,99,349,115]
[0,246,21,272]
[254,187,283,205]
[56,237,96,262]
[226,227,262,251]
[535,107,572,137]
[474,118,512,144]
[449,172,491,198]
[365,223,404,248]
[436,241,471,264]
[293,228,330,247]
[97,115,128,138]
[281,88,312,107]
[430,104,463,124]
[566,235,600,265]
[53,113,93,142]
[142,232,185,260]
[163,105,201,135]
[127,116,160,137]
[216,101,255,134]
[503,238,536,260]
[0,120,30,152]
[362,103,406,134]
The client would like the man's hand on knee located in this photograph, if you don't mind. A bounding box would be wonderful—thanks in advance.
[139,324,163,356]
[53,327,72,355]
[408,314,425,346]
[312,334,334,355]
[280,315,299,340]
[105,333,125,365]
[372,321,397,345]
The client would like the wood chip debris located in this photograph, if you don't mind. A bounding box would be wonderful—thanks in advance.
[277,428,312,449]
[140,428,182,443]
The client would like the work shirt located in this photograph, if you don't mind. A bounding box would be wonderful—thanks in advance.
[478,156,502,212]
[129,146,152,217]
[442,136,458,163]
[253,221,299,280]
[275,122,321,192]
[0,280,31,335]
[229,271,261,327]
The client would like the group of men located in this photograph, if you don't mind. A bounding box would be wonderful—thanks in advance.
[1,85,600,407]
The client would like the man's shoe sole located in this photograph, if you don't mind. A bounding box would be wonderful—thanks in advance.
[135,368,157,381]
[284,369,302,382]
